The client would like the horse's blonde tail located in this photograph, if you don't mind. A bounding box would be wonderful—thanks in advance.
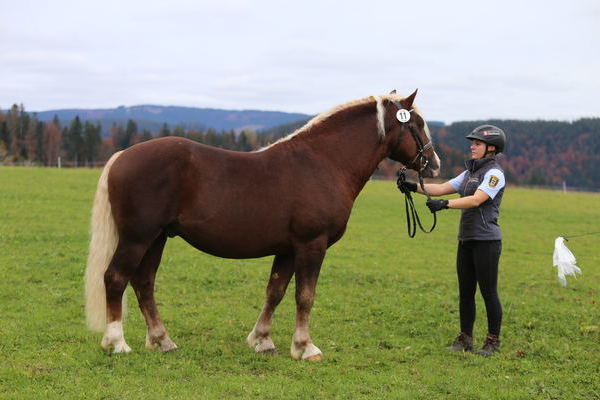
[85,151,124,332]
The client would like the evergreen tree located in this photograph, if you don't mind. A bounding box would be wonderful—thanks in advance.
[83,121,102,164]
[18,105,32,160]
[0,109,8,156]
[34,120,44,162]
[238,130,249,151]
[205,128,218,147]
[173,126,185,137]
[65,116,84,165]
[159,123,171,137]
[140,129,153,142]
[124,119,137,148]
[110,124,126,151]
[6,104,21,159]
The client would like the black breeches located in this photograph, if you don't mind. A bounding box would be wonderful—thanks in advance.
[456,240,503,336]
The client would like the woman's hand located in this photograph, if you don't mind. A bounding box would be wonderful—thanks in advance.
[426,199,449,212]
[397,181,418,194]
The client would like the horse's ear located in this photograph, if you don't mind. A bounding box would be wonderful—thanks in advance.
[401,89,418,109]
[389,89,397,94]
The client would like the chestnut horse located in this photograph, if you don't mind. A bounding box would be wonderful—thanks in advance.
[85,90,440,360]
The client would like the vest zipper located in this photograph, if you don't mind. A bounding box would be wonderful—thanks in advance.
[479,208,489,229]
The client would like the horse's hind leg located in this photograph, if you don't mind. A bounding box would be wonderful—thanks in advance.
[290,238,326,361]
[130,234,177,352]
[101,239,149,353]
[247,254,294,354]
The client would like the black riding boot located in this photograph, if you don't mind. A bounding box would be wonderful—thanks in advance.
[445,332,473,352]
[476,333,500,357]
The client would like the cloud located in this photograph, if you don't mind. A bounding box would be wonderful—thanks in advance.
[1,0,599,122]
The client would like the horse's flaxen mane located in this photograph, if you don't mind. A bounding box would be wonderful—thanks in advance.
[258,93,427,151]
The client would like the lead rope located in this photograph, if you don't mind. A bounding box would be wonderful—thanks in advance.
[563,231,600,241]
[396,168,437,238]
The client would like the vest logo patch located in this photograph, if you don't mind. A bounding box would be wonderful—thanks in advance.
[489,175,500,187]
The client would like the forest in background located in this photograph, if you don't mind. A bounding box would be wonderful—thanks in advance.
[1,104,598,190]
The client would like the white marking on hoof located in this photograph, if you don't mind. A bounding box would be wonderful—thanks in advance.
[247,329,276,354]
[112,341,132,354]
[255,338,276,353]
[101,321,131,353]
[291,341,323,361]
[302,343,323,360]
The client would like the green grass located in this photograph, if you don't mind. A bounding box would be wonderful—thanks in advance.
[0,167,599,400]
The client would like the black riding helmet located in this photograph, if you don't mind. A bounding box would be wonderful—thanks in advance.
[465,125,506,154]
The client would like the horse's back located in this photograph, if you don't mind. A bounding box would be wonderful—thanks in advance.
[107,136,354,257]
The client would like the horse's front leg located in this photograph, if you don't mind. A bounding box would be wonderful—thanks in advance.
[247,254,294,354]
[290,238,326,361]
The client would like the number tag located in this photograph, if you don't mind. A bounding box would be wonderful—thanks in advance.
[396,109,411,123]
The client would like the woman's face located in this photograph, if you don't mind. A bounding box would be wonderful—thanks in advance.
[470,139,492,159]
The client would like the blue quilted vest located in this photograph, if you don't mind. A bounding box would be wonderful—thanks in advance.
[457,157,504,241]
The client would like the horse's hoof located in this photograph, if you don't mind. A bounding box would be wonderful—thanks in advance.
[113,344,132,354]
[105,342,131,354]
[101,338,131,354]
[158,341,178,353]
[160,345,179,353]
[250,333,277,354]
[146,332,178,352]
[258,348,278,355]
[304,353,323,362]
[291,342,323,361]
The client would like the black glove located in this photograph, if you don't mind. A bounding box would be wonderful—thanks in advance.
[426,199,449,213]
[397,181,418,194]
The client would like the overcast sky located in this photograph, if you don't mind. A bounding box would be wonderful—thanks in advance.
[1,0,599,122]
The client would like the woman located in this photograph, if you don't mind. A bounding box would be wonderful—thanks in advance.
[399,125,506,357]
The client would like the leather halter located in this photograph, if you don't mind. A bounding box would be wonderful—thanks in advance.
[391,100,433,173]
[391,100,437,237]
[407,125,433,173]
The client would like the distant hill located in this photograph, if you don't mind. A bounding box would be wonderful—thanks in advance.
[33,105,312,135]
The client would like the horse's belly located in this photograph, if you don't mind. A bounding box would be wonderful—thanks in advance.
[176,222,291,259]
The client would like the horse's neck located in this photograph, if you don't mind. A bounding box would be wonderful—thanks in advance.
[298,104,388,197]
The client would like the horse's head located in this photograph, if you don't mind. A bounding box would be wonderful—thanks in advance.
[384,90,440,178]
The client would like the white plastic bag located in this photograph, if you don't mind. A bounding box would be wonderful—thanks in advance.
[553,237,582,286]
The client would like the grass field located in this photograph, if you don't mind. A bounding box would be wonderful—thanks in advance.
[0,167,599,400]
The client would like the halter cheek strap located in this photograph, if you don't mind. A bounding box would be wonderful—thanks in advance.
[407,125,433,173]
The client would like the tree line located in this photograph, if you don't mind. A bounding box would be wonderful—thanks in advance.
[1,104,599,189]
[0,104,278,167]
[428,119,600,189]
